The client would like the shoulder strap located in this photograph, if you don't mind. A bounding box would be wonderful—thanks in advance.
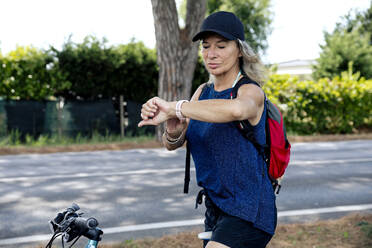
[184,83,209,194]
[231,76,261,99]
[230,76,269,161]
[184,141,191,193]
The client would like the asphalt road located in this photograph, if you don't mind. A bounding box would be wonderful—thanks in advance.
[0,140,371,247]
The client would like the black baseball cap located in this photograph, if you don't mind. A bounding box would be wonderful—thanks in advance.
[192,11,245,42]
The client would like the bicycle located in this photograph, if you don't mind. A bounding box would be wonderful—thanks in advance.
[45,203,103,248]
[46,203,208,247]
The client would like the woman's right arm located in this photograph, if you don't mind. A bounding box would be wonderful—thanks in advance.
[162,83,207,151]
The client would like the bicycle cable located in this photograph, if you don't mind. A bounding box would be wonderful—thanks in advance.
[45,232,62,248]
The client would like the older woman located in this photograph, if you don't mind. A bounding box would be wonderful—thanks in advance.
[139,11,276,248]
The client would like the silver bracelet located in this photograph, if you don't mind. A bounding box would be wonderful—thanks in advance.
[164,130,181,144]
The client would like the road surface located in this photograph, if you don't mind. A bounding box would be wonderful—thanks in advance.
[0,140,371,247]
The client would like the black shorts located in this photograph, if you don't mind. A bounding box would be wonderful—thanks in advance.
[203,194,272,248]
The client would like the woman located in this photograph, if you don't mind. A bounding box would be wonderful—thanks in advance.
[138,11,276,248]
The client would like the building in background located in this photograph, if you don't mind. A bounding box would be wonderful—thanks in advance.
[274,59,316,80]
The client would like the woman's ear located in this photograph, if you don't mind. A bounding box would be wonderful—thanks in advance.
[236,40,243,57]
[238,48,243,58]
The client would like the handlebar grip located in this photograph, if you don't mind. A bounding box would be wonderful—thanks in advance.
[73,217,99,230]
[63,217,102,242]
[72,217,89,234]
[86,218,99,229]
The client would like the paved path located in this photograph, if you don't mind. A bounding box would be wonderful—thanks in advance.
[0,140,371,247]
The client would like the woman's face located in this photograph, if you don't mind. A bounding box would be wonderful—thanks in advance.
[201,34,241,76]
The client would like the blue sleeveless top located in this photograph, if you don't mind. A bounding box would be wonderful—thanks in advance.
[186,83,277,235]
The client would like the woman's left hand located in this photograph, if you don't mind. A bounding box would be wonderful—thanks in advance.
[138,97,173,127]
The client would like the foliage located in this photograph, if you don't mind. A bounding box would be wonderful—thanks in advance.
[333,2,372,43]
[51,36,158,102]
[358,221,372,239]
[207,0,273,54]
[265,67,372,135]
[313,29,372,80]
[50,36,115,100]
[313,3,372,80]
[0,46,70,100]
[0,38,158,103]
[360,1,372,42]
[0,130,154,147]
[112,42,158,102]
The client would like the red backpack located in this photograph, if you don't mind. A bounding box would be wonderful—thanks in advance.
[184,77,291,194]
[231,77,291,193]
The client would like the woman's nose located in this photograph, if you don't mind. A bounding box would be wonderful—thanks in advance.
[207,48,217,59]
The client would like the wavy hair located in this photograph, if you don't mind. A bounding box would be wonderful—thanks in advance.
[237,39,267,86]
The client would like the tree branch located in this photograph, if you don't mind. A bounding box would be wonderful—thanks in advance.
[184,0,207,42]
[151,0,180,53]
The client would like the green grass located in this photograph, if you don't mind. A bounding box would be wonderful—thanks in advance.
[0,130,155,147]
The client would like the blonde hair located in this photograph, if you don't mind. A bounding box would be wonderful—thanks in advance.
[237,39,267,86]
[206,39,267,87]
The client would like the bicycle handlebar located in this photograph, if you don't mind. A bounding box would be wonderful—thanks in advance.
[63,217,101,242]
[46,203,103,248]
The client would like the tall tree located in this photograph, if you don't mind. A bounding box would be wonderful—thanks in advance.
[151,0,207,101]
[151,0,207,138]
[312,29,372,80]
[333,2,372,43]
[313,3,372,80]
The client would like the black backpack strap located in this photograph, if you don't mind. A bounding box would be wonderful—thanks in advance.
[231,77,269,162]
[231,76,261,97]
[184,141,191,194]
[184,83,209,194]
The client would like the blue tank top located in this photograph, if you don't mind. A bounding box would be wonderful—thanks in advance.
[186,83,277,235]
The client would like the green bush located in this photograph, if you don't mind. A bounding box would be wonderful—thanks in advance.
[0,37,158,103]
[0,46,70,100]
[112,42,158,102]
[265,69,372,135]
[52,36,158,102]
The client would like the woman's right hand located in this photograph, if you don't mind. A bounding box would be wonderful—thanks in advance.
[138,97,176,127]
[138,97,187,137]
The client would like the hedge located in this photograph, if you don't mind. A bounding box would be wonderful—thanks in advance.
[0,38,158,103]
[264,71,372,135]
[1,40,371,135]
[0,46,69,101]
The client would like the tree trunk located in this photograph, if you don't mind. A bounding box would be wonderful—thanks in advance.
[151,0,207,140]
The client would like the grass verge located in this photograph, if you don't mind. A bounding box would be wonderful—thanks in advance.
[0,133,159,155]
[93,213,371,248]
[1,133,372,156]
